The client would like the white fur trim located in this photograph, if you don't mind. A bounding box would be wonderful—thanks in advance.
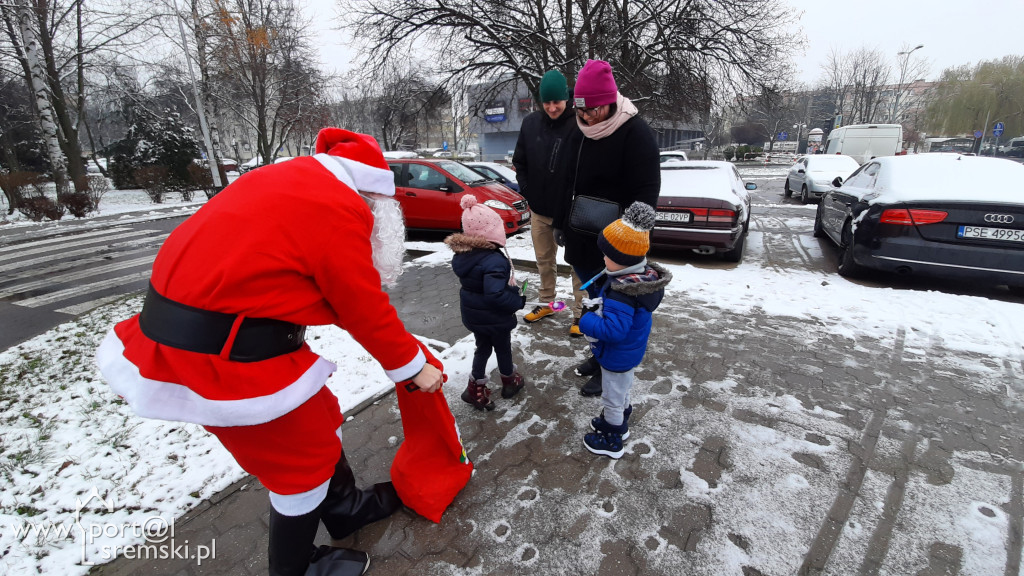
[97,329,337,427]
[267,426,343,515]
[314,153,395,197]
[269,478,331,515]
[385,347,426,383]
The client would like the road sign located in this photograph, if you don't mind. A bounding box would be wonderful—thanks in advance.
[443,141,449,151]
[778,132,788,141]
[974,130,983,139]
[993,122,1005,137]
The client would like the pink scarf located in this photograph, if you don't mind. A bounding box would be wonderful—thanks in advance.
[577,93,638,140]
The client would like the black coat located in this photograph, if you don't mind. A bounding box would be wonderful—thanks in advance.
[445,233,526,335]
[512,107,579,218]
[557,115,661,272]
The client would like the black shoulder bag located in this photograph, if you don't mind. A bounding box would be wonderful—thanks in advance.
[568,139,622,235]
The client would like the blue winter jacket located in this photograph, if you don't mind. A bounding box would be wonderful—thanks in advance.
[578,262,672,372]
[445,233,526,335]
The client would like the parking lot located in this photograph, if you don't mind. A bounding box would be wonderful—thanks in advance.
[6,161,1024,575]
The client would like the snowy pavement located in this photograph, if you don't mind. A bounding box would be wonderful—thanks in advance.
[2,169,1024,574]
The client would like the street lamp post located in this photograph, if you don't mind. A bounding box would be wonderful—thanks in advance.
[793,123,806,154]
[892,44,924,124]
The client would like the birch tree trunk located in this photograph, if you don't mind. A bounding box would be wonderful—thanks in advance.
[17,0,67,195]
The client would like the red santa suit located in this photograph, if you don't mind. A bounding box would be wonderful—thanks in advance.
[96,129,425,514]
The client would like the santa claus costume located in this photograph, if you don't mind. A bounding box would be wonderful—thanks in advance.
[97,129,435,576]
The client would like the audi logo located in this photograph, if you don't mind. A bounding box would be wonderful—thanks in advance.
[984,214,1015,224]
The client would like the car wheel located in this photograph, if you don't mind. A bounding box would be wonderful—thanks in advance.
[801,185,809,204]
[837,221,864,278]
[812,203,826,238]
[722,230,746,263]
[784,179,792,198]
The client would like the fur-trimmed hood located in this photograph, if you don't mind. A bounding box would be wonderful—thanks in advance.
[444,233,499,253]
[608,262,672,296]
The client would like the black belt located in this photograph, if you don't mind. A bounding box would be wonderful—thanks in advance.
[138,284,306,363]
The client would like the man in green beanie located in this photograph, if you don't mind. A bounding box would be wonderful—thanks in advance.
[512,69,584,335]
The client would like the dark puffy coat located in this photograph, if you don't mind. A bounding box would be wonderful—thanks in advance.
[557,115,661,272]
[511,107,579,218]
[445,233,525,335]
[578,263,672,372]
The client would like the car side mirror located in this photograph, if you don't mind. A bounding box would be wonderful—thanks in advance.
[744,182,757,190]
[832,176,843,187]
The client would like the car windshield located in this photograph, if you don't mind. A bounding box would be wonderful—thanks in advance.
[808,156,859,171]
[439,161,487,183]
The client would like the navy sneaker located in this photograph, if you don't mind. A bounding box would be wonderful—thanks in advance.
[590,405,632,440]
[584,429,625,459]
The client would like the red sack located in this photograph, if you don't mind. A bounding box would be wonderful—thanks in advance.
[390,343,472,523]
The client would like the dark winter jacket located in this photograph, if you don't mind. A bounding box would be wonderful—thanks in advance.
[557,115,661,272]
[512,107,579,218]
[445,233,526,335]
[578,263,672,372]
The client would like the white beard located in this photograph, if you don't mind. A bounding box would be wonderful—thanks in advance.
[361,192,406,288]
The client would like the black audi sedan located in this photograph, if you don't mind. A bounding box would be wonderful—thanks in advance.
[813,153,1024,291]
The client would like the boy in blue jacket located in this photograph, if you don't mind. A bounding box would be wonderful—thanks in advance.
[579,202,672,458]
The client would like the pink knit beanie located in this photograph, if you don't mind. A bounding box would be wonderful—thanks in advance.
[460,195,506,247]
[573,59,618,108]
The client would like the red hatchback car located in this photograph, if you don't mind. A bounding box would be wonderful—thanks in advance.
[387,159,531,233]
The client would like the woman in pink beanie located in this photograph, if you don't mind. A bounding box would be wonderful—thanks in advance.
[444,195,528,410]
[554,58,661,399]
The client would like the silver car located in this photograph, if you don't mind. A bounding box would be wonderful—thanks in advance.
[785,154,861,204]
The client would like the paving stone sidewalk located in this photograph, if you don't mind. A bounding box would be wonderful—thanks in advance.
[92,255,1024,576]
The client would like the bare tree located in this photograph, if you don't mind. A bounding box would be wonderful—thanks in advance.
[338,0,800,122]
[204,0,324,164]
[817,47,892,126]
[0,0,154,195]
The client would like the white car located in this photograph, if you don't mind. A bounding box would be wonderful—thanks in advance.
[463,161,519,192]
[659,150,689,163]
[785,154,861,204]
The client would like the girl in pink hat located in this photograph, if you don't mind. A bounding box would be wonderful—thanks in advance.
[445,195,528,409]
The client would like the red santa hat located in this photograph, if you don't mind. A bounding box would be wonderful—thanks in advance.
[315,128,395,196]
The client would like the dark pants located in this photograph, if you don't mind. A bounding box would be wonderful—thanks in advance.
[471,329,514,379]
[573,265,604,299]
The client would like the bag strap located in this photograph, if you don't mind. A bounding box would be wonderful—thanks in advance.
[571,136,584,200]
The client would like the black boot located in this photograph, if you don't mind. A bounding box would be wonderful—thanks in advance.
[268,502,372,576]
[580,370,602,397]
[574,355,599,377]
[267,507,319,576]
[319,450,403,543]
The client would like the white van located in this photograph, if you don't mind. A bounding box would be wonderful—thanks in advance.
[1000,137,1024,157]
[823,124,903,164]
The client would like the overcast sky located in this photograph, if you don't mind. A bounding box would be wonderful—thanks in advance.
[303,0,1024,87]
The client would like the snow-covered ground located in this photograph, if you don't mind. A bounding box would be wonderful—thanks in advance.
[2,173,1023,574]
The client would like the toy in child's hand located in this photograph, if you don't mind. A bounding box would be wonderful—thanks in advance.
[524,300,567,312]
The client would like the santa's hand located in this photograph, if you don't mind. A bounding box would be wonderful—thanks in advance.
[411,363,443,393]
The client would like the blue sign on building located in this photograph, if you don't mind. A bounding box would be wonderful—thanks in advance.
[484,105,506,123]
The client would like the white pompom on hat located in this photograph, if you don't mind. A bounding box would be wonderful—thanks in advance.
[460,195,507,247]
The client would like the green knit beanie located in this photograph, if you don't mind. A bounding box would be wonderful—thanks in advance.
[538,70,569,103]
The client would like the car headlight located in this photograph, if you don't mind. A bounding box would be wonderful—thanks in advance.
[483,199,513,211]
